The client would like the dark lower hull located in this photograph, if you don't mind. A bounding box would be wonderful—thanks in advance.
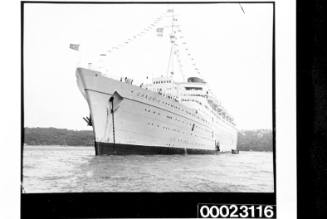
[95,142,221,155]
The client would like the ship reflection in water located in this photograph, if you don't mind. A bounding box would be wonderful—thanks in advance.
[23,146,273,193]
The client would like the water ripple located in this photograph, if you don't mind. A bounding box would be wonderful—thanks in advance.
[23,146,274,193]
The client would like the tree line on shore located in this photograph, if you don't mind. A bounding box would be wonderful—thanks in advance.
[237,129,273,151]
[24,127,94,146]
[24,127,273,151]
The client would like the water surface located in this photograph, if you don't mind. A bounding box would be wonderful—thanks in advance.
[23,145,274,193]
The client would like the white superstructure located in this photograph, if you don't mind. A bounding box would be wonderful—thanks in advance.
[75,8,238,155]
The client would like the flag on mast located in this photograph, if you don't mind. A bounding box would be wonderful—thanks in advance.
[69,43,80,51]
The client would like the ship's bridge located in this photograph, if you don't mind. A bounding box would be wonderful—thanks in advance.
[181,76,208,97]
[178,77,209,111]
[180,77,208,98]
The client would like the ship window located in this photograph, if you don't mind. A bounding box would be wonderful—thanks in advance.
[185,87,203,90]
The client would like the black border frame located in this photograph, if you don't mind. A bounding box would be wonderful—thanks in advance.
[21,1,276,218]
[297,0,327,218]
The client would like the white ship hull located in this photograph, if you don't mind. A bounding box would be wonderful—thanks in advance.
[76,67,237,155]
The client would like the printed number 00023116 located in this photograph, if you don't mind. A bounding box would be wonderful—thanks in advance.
[198,204,276,218]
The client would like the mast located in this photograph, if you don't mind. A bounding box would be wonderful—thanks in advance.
[166,9,175,78]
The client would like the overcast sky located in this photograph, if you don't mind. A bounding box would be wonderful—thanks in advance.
[24,3,273,130]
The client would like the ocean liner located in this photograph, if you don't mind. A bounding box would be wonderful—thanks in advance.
[75,9,238,155]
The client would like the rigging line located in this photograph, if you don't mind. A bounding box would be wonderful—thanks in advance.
[175,27,201,76]
[105,12,167,56]
[174,47,183,69]
[172,36,187,76]
[239,3,245,14]
[176,52,185,80]
[166,36,174,77]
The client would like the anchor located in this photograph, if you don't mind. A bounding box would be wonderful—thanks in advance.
[109,91,124,153]
[83,114,93,126]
